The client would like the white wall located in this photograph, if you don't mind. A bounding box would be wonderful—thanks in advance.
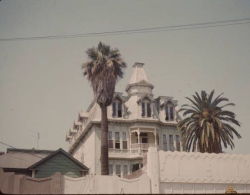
[147,147,250,194]
[72,127,96,174]
[64,174,151,194]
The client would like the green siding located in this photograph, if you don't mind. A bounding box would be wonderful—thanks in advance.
[35,153,83,178]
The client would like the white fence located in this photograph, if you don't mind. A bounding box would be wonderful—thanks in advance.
[64,173,151,194]
[62,148,250,194]
[147,147,250,194]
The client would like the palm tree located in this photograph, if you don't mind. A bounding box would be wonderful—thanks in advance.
[178,90,241,153]
[82,42,126,175]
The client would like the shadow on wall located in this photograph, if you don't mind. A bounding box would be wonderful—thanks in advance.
[0,169,63,194]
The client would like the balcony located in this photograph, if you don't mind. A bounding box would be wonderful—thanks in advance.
[131,143,155,152]
[109,143,155,159]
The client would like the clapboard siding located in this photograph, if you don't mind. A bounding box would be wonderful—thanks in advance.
[35,153,83,178]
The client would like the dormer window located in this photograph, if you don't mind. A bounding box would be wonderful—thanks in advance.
[112,99,122,118]
[165,102,174,121]
[142,99,151,117]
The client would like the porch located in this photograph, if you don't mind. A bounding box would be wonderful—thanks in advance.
[129,126,158,153]
[108,126,158,159]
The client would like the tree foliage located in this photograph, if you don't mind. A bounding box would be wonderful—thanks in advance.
[82,42,127,107]
[82,42,126,175]
[178,90,241,153]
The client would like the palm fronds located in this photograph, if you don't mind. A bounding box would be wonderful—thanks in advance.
[178,90,241,153]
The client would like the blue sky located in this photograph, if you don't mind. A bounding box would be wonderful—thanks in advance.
[0,0,249,153]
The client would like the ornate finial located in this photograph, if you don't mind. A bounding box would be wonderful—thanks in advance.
[132,62,144,67]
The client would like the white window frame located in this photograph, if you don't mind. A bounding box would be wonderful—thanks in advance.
[112,99,123,118]
[122,132,127,150]
[108,131,114,149]
[141,99,151,118]
[165,103,175,121]
[115,132,120,149]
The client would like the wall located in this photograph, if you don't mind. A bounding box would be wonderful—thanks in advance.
[0,169,63,194]
[64,173,151,194]
[147,147,250,194]
[73,127,96,174]
[35,153,83,178]
[94,122,132,175]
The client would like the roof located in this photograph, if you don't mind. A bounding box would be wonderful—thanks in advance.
[0,148,54,169]
[7,148,54,154]
[128,62,150,85]
[28,148,88,171]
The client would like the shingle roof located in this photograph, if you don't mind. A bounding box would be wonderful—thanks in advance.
[0,148,54,169]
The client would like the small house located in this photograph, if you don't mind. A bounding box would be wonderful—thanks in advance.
[28,148,88,178]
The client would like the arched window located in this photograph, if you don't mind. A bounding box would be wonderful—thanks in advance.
[165,102,174,121]
[112,99,122,118]
[141,99,151,117]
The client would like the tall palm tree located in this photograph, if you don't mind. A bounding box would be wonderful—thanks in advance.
[82,42,126,175]
[178,90,241,153]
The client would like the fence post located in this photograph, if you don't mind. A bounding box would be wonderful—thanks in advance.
[147,147,160,193]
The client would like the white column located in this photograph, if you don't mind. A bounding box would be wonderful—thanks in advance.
[154,129,157,147]
[147,147,160,193]
[130,131,132,153]
[137,130,141,154]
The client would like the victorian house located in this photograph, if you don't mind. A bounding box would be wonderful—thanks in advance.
[66,62,182,177]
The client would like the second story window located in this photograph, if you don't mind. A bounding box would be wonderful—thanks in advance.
[108,131,113,149]
[122,132,127,149]
[141,100,151,117]
[115,132,120,149]
[112,99,122,118]
[165,102,174,121]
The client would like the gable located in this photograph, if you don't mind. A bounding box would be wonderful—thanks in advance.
[33,153,85,178]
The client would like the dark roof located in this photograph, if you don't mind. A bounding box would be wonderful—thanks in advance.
[28,148,89,171]
[0,148,54,169]
[7,148,54,154]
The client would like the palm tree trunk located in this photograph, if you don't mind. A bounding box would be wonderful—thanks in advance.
[100,105,109,175]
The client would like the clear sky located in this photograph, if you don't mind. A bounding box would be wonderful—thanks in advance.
[0,0,249,153]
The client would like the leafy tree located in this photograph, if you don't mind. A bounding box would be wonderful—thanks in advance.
[178,90,241,153]
[82,42,126,175]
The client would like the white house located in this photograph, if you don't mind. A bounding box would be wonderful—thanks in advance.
[66,62,182,177]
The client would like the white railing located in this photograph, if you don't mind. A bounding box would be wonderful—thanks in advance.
[131,143,155,151]
[109,148,129,154]
[109,143,155,158]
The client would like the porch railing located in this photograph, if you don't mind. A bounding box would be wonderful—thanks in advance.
[109,143,155,157]
[131,143,155,151]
